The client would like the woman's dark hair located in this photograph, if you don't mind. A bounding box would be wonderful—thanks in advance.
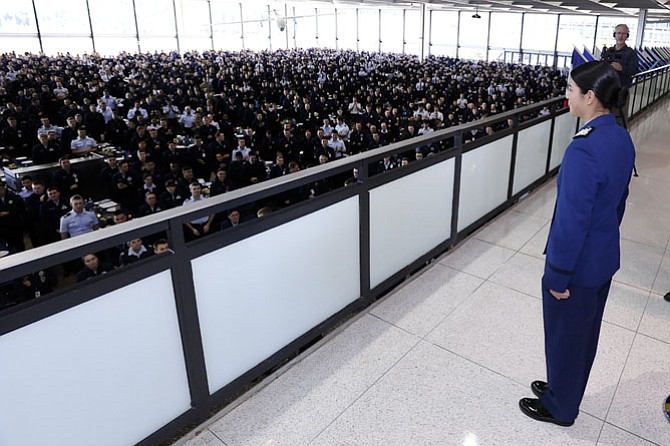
[571,61,628,110]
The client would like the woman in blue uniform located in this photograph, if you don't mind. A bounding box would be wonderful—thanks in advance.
[519,61,636,426]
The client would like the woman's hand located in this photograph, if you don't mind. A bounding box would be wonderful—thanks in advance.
[550,289,571,300]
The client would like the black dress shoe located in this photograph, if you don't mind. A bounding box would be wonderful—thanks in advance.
[519,398,574,427]
[531,380,548,398]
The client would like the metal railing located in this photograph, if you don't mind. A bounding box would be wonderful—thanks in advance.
[629,63,670,119]
[0,82,667,445]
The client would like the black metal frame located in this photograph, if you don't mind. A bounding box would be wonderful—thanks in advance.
[0,93,663,446]
[630,63,670,120]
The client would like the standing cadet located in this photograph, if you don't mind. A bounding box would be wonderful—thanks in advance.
[519,61,635,426]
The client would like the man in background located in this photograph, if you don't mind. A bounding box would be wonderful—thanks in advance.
[601,23,637,126]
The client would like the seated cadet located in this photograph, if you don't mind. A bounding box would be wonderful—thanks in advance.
[32,133,63,165]
[183,182,215,241]
[152,238,173,255]
[138,191,162,217]
[70,127,98,156]
[159,180,184,210]
[76,253,114,282]
[119,238,152,266]
[220,208,245,230]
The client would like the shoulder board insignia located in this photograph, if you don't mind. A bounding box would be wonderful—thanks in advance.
[574,126,595,138]
[63,211,73,217]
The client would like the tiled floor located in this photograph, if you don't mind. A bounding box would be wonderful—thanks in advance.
[176,99,670,446]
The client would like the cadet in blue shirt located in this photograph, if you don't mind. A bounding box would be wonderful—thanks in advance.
[59,194,100,239]
[519,61,636,426]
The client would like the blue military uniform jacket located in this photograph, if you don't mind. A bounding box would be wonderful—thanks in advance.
[543,113,635,292]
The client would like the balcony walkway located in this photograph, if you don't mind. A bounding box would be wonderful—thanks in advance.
[177,97,670,446]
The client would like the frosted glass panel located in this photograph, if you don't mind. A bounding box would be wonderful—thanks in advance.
[513,120,551,195]
[550,113,577,171]
[193,198,361,394]
[0,271,191,446]
[458,135,513,231]
[370,159,454,288]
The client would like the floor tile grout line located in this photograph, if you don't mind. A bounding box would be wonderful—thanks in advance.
[304,334,424,446]
[424,336,654,439]
[600,421,665,446]
[600,330,643,436]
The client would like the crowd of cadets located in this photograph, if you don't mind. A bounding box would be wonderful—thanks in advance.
[0,48,568,257]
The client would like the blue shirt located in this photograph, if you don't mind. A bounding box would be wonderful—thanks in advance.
[59,210,99,237]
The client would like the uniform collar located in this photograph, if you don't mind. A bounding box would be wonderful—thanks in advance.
[582,113,616,129]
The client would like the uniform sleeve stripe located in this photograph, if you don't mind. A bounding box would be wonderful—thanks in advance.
[547,261,574,276]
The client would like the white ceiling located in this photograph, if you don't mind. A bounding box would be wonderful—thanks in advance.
[305,0,670,20]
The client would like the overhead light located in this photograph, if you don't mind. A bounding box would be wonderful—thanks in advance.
[472,5,481,18]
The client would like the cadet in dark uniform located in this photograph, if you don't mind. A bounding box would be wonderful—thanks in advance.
[519,61,636,426]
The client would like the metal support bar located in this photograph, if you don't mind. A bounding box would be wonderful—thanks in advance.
[420,4,426,61]
[428,9,433,57]
[172,0,180,54]
[456,11,461,59]
[85,0,96,53]
[31,0,43,54]
[636,9,647,48]
[553,14,561,68]
[239,3,244,49]
[335,8,339,50]
[208,0,214,50]
[485,11,491,63]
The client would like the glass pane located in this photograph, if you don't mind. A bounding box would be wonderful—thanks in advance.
[241,2,271,50]
[556,15,597,59]
[175,0,211,38]
[41,37,94,56]
[242,1,267,22]
[140,37,179,53]
[96,36,138,56]
[358,9,379,52]
[34,0,90,34]
[403,9,421,56]
[644,22,670,47]
[242,20,267,51]
[0,0,37,34]
[336,8,357,51]
[294,6,316,48]
[521,13,557,58]
[595,17,637,53]
[380,9,403,54]
[269,14,288,51]
[211,0,243,51]
[89,0,136,35]
[429,10,458,57]
[489,12,521,63]
[317,8,336,49]
[180,37,213,52]
[213,25,243,51]
[136,0,177,37]
[0,37,41,54]
[459,13,489,60]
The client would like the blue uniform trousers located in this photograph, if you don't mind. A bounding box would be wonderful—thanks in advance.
[540,279,612,421]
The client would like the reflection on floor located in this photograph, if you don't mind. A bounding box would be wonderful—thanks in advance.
[177,98,670,446]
